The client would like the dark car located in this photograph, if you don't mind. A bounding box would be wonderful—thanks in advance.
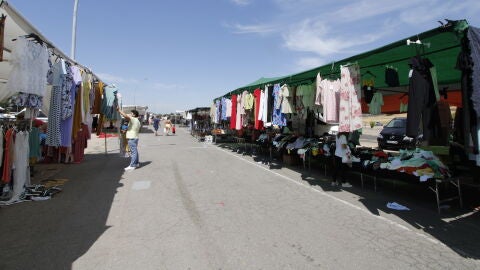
[377,117,420,150]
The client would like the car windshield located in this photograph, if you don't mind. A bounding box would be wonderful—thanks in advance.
[385,119,406,128]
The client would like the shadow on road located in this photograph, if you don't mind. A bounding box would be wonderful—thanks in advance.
[0,153,126,270]
[215,141,480,260]
[300,162,480,260]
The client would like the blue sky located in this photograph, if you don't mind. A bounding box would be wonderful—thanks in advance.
[9,0,480,113]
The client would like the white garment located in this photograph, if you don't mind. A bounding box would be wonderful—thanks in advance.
[280,84,294,114]
[41,85,53,116]
[335,134,348,158]
[236,95,242,130]
[1,37,50,102]
[210,103,216,124]
[319,77,340,123]
[1,131,30,204]
[315,73,322,105]
[258,90,265,121]
[225,98,232,117]
[262,86,269,123]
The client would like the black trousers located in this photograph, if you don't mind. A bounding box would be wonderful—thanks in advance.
[333,156,348,183]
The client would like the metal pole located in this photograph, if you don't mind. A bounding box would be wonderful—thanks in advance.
[71,0,79,59]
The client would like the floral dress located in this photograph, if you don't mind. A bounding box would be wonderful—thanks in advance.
[338,64,363,132]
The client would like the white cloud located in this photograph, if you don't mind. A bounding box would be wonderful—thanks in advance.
[330,0,422,23]
[97,73,139,84]
[399,1,480,26]
[295,57,326,70]
[282,19,390,56]
[229,22,278,34]
[230,0,251,6]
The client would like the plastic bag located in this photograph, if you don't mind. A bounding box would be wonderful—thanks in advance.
[342,147,352,164]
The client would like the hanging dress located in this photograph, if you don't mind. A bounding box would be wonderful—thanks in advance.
[338,64,363,132]
[272,83,287,127]
[46,60,66,147]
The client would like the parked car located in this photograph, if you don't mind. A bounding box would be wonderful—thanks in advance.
[377,117,420,150]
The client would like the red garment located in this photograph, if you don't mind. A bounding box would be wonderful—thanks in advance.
[1,129,14,183]
[396,164,429,175]
[373,151,388,159]
[73,124,89,163]
[253,88,264,130]
[230,94,237,130]
[33,118,45,128]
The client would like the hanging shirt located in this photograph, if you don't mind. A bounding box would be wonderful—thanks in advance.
[210,102,217,124]
[385,67,400,87]
[368,92,384,115]
[296,84,315,119]
[221,97,227,121]
[236,94,242,130]
[225,98,232,118]
[321,78,341,123]
[2,37,49,102]
[244,93,254,110]
[280,84,294,114]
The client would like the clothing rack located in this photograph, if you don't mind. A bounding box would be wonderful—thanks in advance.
[12,33,53,49]
[373,87,407,94]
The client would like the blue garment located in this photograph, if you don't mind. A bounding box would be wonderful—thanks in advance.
[29,127,41,159]
[272,83,287,127]
[128,138,139,167]
[101,86,121,120]
[215,99,221,123]
[153,118,160,130]
[221,97,227,121]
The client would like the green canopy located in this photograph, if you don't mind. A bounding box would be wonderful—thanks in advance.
[217,20,469,101]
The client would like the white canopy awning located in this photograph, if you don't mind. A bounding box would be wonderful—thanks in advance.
[0,1,100,94]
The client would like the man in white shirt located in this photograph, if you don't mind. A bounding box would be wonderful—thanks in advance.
[117,107,141,171]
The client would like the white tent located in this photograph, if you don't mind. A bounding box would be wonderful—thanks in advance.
[0,1,100,94]
[121,105,148,116]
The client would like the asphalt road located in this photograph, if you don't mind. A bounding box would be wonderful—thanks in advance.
[0,125,479,270]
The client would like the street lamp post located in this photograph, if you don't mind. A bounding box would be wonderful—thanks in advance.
[71,0,80,59]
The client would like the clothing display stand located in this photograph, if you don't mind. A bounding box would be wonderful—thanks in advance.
[430,177,463,213]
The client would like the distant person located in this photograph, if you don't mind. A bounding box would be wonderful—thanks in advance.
[153,115,160,136]
[165,119,172,135]
[172,124,176,135]
[117,107,141,171]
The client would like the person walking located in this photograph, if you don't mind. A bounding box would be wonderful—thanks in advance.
[152,115,160,136]
[165,118,172,135]
[332,132,353,187]
[117,107,141,171]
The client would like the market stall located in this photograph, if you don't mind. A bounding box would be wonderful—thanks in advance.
[0,1,118,205]
[210,19,480,211]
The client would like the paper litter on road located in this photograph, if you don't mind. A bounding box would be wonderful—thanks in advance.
[387,202,410,211]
